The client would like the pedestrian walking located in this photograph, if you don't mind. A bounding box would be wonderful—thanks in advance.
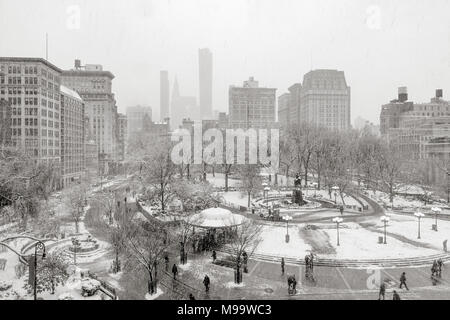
[431,260,438,277]
[212,250,217,263]
[339,205,344,216]
[431,274,438,286]
[292,275,297,294]
[172,264,178,280]
[242,251,248,273]
[203,275,210,293]
[378,282,386,300]
[164,255,169,272]
[309,252,314,271]
[392,290,401,300]
[443,239,448,253]
[281,258,285,275]
[189,293,195,300]
[399,272,409,290]
[437,258,443,277]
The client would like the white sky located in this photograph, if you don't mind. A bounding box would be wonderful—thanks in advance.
[1,0,449,124]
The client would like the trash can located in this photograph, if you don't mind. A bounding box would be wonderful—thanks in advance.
[432,224,437,231]
[378,236,384,244]
[285,234,290,243]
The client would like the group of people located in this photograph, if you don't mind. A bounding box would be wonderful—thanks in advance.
[287,275,297,295]
[431,259,444,285]
[378,282,402,300]
[304,252,315,282]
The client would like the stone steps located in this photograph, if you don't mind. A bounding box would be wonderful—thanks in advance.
[218,247,450,268]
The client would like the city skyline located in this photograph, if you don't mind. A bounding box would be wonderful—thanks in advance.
[1,0,450,124]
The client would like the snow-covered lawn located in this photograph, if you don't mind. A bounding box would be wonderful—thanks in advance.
[206,173,240,189]
[365,190,431,210]
[379,213,450,250]
[322,222,438,260]
[255,225,312,258]
[222,192,249,207]
[253,221,440,260]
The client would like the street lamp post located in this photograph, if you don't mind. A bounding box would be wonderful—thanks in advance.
[332,217,343,246]
[33,241,46,300]
[431,207,442,231]
[414,211,425,239]
[380,216,390,244]
[282,215,293,243]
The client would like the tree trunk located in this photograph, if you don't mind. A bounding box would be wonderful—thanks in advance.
[225,172,229,192]
[161,184,165,214]
[148,269,157,295]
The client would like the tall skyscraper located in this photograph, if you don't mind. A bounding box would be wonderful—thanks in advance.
[199,48,213,119]
[171,77,197,129]
[61,60,119,163]
[160,70,169,122]
[228,77,277,129]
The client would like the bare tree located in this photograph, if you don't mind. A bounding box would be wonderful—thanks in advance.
[64,183,87,234]
[228,219,262,284]
[376,143,408,207]
[237,164,263,208]
[122,216,172,295]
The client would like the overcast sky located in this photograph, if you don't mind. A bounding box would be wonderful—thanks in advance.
[1,0,449,124]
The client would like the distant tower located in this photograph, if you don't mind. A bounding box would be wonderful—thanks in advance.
[160,70,169,122]
[199,48,213,119]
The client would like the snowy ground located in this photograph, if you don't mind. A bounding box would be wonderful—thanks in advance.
[377,213,450,251]
[255,225,312,258]
[206,173,240,189]
[252,220,441,260]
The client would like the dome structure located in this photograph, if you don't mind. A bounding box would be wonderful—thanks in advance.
[187,207,246,229]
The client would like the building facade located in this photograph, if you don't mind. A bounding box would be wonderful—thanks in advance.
[61,61,119,163]
[277,92,290,129]
[381,88,450,185]
[228,77,276,129]
[117,113,127,161]
[160,70,170,122]
[60,85,85,187]
[199,48,213,119]
[0,57,62,163]
[171,77,198,129]
[298,69,351,130]
[0,99,12,146]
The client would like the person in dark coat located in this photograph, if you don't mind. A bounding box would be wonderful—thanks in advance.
[164,255,169,272]
[392,290,401,300]
[437,258,443,277]
[203,275,210,292]
[242,251,248,273]
[189,293,195,300]
[399,272,409,290]
[378,282,386,300]
[172,264,178,280]
[281,258,285,275]
[212,250,217,262]
[339,205,344,216]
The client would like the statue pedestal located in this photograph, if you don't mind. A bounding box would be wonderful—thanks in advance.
[292,188,304,206]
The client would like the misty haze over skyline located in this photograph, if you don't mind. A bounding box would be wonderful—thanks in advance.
[1,0,449,124]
